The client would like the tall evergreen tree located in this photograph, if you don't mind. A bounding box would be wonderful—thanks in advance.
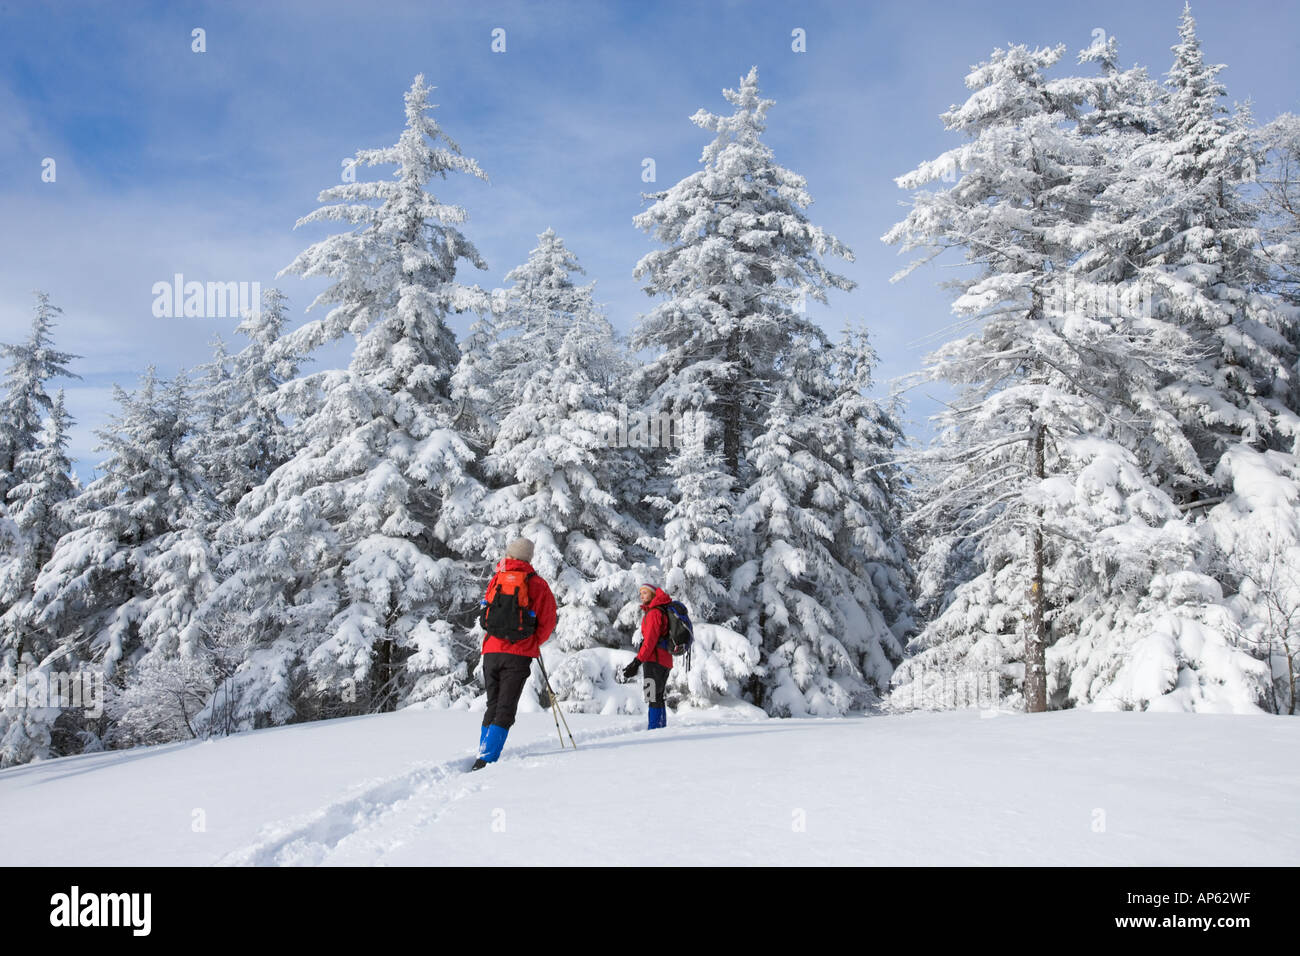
[24,369,197,675]
[631,68,861,708]
[886,43,1088,712]
[3,369,202,761]
[198,75,491,725]
[1102,5,1298,469]
[632,66,855,480]
[884,40,1226,712]
[0,292,79,504]
[0,390,76,672]
[1050,10,1296,711]
[453,228,611,455]
[735,327,912,715]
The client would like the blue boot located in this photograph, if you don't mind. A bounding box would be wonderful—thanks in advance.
[480,723,510,763]
[648,706,666,730]
[470,724,493,771]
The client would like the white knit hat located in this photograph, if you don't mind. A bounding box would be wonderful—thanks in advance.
[506,537,535,562]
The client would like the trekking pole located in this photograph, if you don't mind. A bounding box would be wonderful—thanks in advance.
[535,653,577,750]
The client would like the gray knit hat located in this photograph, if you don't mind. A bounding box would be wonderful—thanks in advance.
[506,537,535,563]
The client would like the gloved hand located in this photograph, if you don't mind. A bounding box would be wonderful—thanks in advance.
[622,659,641,681]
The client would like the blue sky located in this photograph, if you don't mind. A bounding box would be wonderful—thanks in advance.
[1,0,1296,480]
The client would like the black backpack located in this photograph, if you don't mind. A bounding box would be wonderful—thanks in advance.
[480,567,538,643]
[656,601,694,657]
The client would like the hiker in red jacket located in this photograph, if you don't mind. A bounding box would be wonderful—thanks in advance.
[472,537,557,770]
[623,583,674,730]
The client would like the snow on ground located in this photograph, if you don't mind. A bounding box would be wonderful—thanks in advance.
[1,708,1295,866]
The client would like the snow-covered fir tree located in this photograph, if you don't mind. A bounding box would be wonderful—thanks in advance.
[0,292,78,505]
[885,42,1089,712]
[734,326,912,715]
[888,13,1300,714]
[821,328,915,693]
[453,229,606,442]
[0,390,76,673]
[196,75,491,727]
[2,369,205,762]
[1103,6,1299,468]
[883,38,1242,712]
[632,66,855,480]
[631,67,865,710]
[105,313,309,749]
[1215,111,1300,714]
[1055,10,1298,711]
[25,369,201,673]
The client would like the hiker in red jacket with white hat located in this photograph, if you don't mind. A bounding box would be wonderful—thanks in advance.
[472,537,557,770]
[623,583,674,730]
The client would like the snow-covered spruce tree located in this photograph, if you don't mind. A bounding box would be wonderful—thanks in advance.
[632,66,855,479]
[0,292,78,506]
[734,326,912,715]
[453,231,652,713]
[452,228,615,480]
[4,369,205,760]
[1017,24,1285,712]
[631,67,855,707]
[193,288,301,515]
[1208,114,1300,713]
[105,315,307,747]
[884,41,1235,712]
[0,390,76,673]
[1050,13,1300,712]
[0,385,77,766]
[1098,7,1299,470]
[195,76,491,727]
[140,291,307,740]
[885,43,1084,713]
[823,327,915,692]
[25,369,200,671]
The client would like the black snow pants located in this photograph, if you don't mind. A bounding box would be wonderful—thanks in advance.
[642,659,670,707]
[482,652,534,729]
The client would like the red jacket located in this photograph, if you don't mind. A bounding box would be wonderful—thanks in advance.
[481,558,557,658]
[637,587,675,669]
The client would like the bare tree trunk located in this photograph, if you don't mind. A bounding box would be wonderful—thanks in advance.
[745,570,767,709]
[1288,646,1297,716]
[1025,421,1049,713]
[373,636,393,713]
[722,327,742,478]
